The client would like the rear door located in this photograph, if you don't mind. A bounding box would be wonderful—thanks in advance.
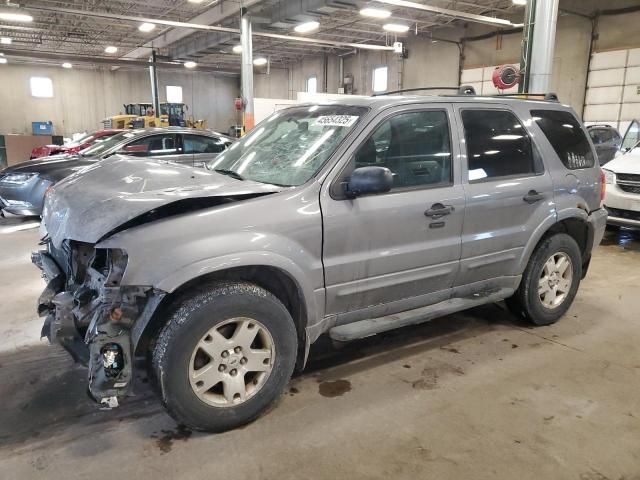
[622,119,640,152]
[453,105,554,285]
[321,105,465,317]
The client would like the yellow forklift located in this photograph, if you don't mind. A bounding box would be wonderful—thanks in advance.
[102,103,206,130]
[101,103,168,129]
[161,103,208,129]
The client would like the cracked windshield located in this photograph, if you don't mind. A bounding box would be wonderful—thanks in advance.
[208,105,367,186]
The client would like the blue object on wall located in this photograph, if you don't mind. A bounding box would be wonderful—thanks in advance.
[32,121,54,135]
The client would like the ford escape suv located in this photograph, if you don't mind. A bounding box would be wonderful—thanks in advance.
[33,91,607,432]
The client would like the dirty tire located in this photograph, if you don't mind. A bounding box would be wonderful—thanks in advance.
[506,233,582,326]
[151,282,297,432]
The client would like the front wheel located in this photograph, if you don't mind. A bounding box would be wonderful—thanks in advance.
[506,233,582,326]
[151,282,298,432]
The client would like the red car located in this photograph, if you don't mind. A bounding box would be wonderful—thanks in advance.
[30,129,124,159]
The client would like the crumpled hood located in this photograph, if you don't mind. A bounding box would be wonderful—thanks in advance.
[604,150,640,174]
[42,155,283,247]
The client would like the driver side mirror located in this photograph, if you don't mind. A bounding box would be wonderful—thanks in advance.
[344,166,393,199]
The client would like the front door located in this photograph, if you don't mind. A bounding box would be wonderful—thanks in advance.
[321,106,464,317]
[453,105,555,286]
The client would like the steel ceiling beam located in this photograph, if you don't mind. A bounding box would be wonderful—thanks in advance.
[26,5,394,52]
[0,46,240,74]
[374,0,520,27]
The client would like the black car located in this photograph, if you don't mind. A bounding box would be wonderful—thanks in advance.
[0,127,233,216]
[587,124,622,165]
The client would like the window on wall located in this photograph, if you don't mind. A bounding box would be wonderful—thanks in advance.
[372,66,388,93]
[30,77,53,98]
[166,85,183,103]
[306,76,317,94]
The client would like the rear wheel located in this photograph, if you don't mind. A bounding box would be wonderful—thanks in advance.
[506,233,582,326]
[151,282,297,432]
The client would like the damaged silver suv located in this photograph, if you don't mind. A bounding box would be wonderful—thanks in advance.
[33,92,607,432]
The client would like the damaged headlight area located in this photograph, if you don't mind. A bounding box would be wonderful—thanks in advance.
[32,240,165,409]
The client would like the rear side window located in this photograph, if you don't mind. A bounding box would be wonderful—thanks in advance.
[532,110,594,169]
[183,135,226,154]
[461,109,536,182]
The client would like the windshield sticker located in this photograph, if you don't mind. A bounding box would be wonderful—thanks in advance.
[314,115,359,127]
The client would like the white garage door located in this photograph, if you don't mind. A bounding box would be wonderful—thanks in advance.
[584,48,640,135]
[461,64,519,96]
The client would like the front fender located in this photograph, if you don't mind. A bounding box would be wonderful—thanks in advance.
[156,249,321,325]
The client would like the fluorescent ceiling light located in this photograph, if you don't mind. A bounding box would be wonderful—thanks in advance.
[0,10,33,23]
[294,21,320,33]
[104,45,118,54]
[138,22,156,32]
[360,7,392,18]
[62,62,72,69]
[188,0,205,3]
[253,57,268,66]
[512,0,527,4]
[383,23,409,33]
[0,58,7,64]
[232,45,242,54]
[184,61,197,68]
[0,37,11,45]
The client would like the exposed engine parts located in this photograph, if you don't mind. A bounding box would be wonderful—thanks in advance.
[32,240,164,407]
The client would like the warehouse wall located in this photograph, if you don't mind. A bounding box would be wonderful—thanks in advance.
[251,0,640,121]
[0,64,239,137]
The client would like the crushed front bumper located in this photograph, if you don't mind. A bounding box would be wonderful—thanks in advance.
[32,245,165,408]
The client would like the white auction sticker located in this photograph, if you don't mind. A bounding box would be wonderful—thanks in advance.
[314,115,359,127]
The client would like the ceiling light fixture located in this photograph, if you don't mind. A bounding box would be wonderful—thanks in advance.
[104,45,118,54]
[360,7,392,18]
[138,22,156,32]
[253,57,268,66]
[0,57,7,64]
[0,5,33,23]
[294,21,320,33]
[383,23,409,33]
[184,61,197,68]
[188,0,205,3]
[232,45,242,54]
[62,62,72,69]
[0,37,11,45]
[512,0,527,5]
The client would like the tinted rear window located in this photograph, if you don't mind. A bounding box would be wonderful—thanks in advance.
[461,109,536,182]
[531,110,594,169]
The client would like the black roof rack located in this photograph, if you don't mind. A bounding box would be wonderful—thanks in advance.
[487,92,560,102]
[373,85,477,97]
[373,87,560,102]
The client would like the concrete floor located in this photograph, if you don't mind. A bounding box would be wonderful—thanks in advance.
[1,215,640,480]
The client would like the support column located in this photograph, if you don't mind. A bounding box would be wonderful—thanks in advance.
[240,9,254,133]
[528,0,559,93]
[149,50,160,119]
[518,0,536,93]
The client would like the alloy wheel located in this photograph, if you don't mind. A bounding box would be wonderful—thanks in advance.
[538,252,573,310]
[188,317,275,407]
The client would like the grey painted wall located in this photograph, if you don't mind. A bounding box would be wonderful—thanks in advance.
[0,64,240,136]
[252,1,640,119]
